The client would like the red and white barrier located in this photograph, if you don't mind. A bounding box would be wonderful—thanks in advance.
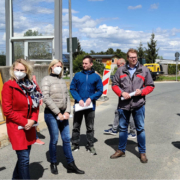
[102,69,111,96]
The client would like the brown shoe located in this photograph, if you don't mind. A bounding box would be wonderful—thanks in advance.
[140,153,148,163]
[110,150,125,159]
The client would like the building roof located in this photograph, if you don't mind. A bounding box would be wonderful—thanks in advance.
[156,59,180,64]
[91,54,118,58]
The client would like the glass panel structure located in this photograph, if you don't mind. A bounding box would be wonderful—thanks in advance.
[28,41,52,60]
[13,41,24,62]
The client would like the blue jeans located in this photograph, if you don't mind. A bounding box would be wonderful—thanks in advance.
[13,145,31,179]
[118,105,146,153]
[44,112,74,164]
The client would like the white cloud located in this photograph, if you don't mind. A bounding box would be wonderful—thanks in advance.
[128,5,142,10]
[63,14,103,28]
[63,9,79,14]
[150,3,159,10]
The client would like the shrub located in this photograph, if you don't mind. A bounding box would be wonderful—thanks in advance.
[168,64,180,74]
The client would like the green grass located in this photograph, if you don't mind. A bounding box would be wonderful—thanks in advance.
[156,75,180,81]
[63,77,70,79]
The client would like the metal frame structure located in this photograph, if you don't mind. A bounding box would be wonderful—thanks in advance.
[5,0,63,65]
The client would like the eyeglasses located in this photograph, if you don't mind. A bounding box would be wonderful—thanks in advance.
[129,57,137,60]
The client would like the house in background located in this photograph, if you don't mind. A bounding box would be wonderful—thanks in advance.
[91,54,119,71]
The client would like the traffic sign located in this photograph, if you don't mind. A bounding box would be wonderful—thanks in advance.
[175,52,179,58]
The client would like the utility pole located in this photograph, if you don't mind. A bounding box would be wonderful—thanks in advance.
[69,0,73,82]
[54,0,62,60]
[175,52,179,81]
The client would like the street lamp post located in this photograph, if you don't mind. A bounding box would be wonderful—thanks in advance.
[69,0,73,82]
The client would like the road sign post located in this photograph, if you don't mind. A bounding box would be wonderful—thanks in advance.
[175,52,179,81]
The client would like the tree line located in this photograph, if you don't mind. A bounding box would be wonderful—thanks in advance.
[73,33,160,74]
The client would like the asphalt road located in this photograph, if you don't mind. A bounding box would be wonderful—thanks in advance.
[1,82,180,179]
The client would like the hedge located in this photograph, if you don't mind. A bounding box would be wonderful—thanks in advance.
[168,64,180,75]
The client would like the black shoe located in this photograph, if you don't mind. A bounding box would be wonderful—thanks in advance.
[71,144,79,152]
[67,161,85,174]
[86,146,97,155]
[50,163,58,175]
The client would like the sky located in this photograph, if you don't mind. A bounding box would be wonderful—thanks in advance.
[0,0,180,59]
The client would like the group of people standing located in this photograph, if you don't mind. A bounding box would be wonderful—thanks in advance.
[1,48,154,179]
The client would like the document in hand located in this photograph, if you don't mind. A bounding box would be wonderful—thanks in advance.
[121,91,136,101]
[75,102,93,112]
[18,123,39,130]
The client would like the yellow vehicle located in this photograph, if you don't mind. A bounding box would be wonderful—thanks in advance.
[144,63,163,80]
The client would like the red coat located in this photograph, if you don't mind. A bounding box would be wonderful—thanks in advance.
[1,80,39,150]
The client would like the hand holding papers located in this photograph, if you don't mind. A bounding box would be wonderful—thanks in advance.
[57,115,66,121]
[56,114,73,121]
[75,102,93,112]
[18,123,39,130]
[121,91,136,101]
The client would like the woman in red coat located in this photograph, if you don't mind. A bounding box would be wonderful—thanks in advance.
[2,59,42,179]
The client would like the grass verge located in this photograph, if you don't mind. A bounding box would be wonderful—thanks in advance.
[156,75,180,81]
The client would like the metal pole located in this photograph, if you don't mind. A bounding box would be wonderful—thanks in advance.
[5,0,13,66]
[176,60,178,81]
[54,0,62,60]
[69,0,73,82]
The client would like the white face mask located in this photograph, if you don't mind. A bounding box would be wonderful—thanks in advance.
[14,71,26,80]
[53,67,62,75]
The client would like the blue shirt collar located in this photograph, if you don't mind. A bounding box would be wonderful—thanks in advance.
[127,63,138,70]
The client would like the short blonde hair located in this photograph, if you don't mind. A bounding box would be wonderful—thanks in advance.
[48,59,64,78]
[9,59,33,80]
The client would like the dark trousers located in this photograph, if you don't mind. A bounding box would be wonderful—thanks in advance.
[13,145,31,179]
[71,109,95,147]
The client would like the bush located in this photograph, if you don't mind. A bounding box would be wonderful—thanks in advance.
[0,55,6,66]
[73,53,105,75]
[168,64,180,74]
[73,53,88,73]
[111,67,117,75]
[92,61,105,75]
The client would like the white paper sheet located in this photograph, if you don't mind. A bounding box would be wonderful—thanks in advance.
[56,114,73,120]
[75,102,93,112]
[121,91,136,101]
[18,123,39,130]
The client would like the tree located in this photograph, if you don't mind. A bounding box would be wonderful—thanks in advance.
[90,50,95,54]
[0,54,6,66]
[145,33,159,63]
[137,42,145,59]
[92,61,105,75]
[73,53,88,73]
[106,48,114,54]
[73,53,105,75]
[24,30,42,36]
[115,49,126,60]
[157,55,163,60]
